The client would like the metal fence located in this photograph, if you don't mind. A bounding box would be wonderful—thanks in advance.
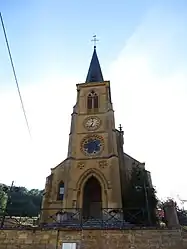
[0,207,148,229]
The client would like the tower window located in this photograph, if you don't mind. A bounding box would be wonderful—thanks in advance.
[87,94,92,109]
[57,181,64,200]
[87,91,99,112]
[93,93,98,109]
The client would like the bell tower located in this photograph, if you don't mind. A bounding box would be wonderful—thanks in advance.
[41,45,126,222]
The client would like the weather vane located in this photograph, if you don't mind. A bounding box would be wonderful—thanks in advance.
[91,35,99,48]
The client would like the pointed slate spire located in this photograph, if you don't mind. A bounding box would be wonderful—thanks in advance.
[85,46,104,83]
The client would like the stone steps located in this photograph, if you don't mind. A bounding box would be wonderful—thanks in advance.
[42,219,134,229]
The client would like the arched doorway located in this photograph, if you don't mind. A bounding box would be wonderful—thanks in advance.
[82,176,102,219]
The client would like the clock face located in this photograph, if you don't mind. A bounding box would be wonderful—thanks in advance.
[81,135,104,156]
[84,116,101,131]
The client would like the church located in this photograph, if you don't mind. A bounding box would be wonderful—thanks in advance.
[0,42,184,249]
[40,44,153,226]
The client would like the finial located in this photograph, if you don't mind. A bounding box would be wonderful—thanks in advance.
[91,35,99,49]
[119,124,123,132]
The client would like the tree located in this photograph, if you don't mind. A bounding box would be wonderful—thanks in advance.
[177,208,187,226]
[0,183,43,217]
[0,185,8,214]
[123,166,158,226]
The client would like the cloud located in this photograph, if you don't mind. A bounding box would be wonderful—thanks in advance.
[0,75,77,189]
[107,5,187,205]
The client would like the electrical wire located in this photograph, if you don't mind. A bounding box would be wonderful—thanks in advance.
[0,12,31,137]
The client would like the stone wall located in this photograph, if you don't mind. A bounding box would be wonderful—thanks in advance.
[0,228,186,249]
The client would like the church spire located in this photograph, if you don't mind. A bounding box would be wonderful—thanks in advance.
[85,36,104,83]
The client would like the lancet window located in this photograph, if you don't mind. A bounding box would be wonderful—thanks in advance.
[57,181,64,200]
[87,90,99,112]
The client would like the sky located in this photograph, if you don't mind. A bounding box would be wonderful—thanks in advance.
[0,0,187,208]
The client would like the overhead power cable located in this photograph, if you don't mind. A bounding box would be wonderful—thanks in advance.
[0,12,31,137]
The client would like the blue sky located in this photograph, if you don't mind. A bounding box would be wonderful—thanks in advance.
[0,0,187,208]
[0,0,153,84]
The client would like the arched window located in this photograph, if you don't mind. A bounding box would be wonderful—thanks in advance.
[87,91,99,112]
[87,93,92,110]
[93,93,98,109]
[57,181,64,200]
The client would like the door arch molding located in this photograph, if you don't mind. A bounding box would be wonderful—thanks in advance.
[76,168,108,209]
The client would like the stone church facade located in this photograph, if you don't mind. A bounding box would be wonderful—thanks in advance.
[40,46,151,224]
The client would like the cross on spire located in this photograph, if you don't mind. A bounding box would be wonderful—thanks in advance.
[91,35,99,49]
[119,124,123,132]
